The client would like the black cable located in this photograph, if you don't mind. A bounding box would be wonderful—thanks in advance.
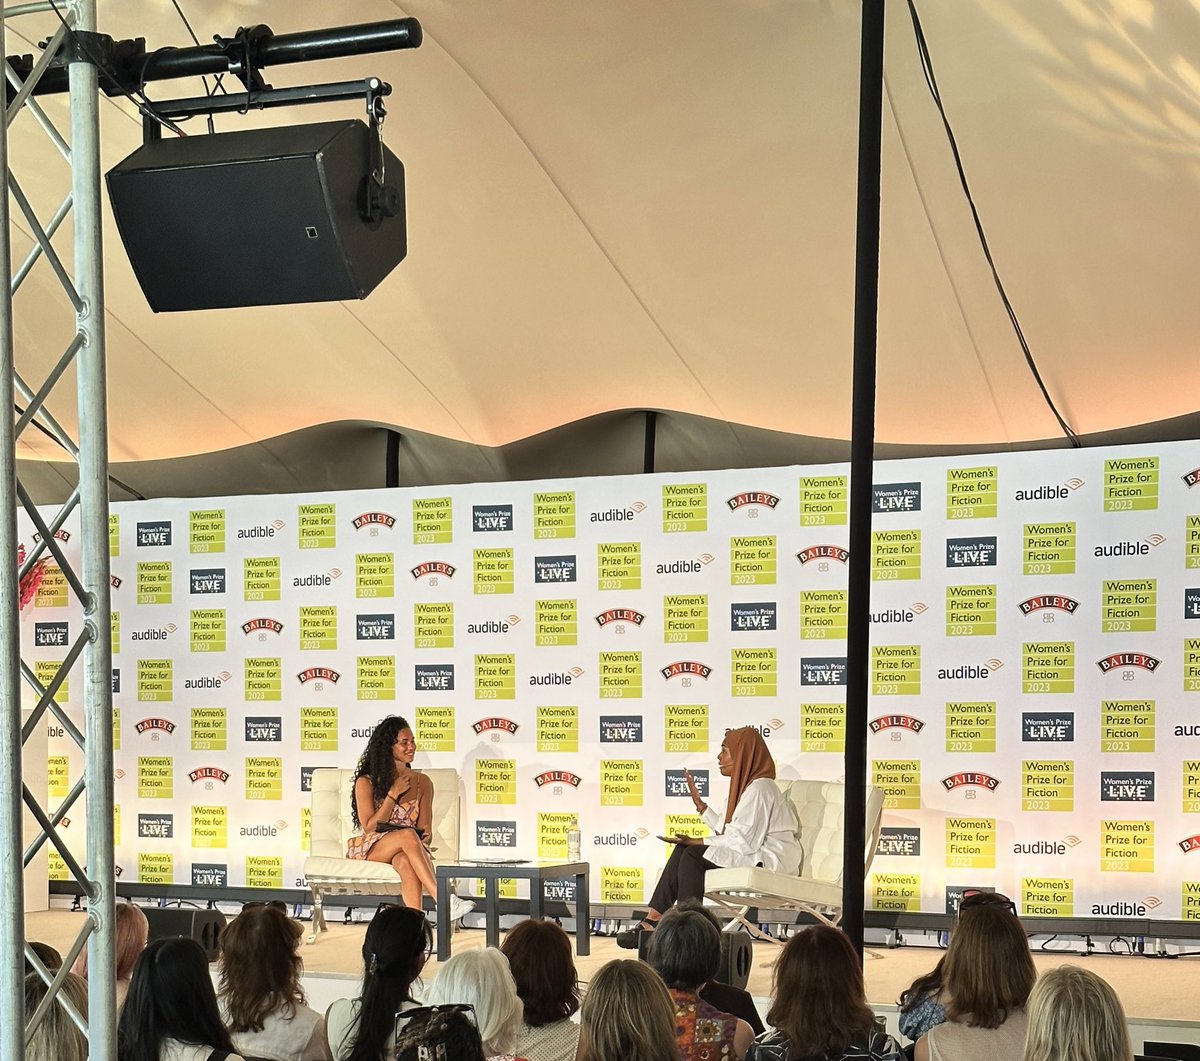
[14,402,146,500]
[905,0,1081,447]
[167,0,228,135]
[1109,935,1133,955]
[1040,934,1059,950]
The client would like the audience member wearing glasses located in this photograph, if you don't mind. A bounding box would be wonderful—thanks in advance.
[898,891,1019,1045]
[218,902,332,1061]
[1022,966,1133,1061]
[648,904,754,1061]
[71,901,149,1013]
[117,937,247,1061]
[746,925,901,1061]
[345,715,475,922]
[577,959,680,1061]
[499,920,581,1061]
[913,901,1036,1061]
[326,904,432,1061]
[424,948,527,1061]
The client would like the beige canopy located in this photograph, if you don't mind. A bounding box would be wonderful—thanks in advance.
[8,1,1200,498]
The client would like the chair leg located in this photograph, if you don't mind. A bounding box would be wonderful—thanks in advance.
[307,886,326,944]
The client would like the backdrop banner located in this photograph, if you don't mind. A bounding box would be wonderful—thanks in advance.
[21,438,1200,919]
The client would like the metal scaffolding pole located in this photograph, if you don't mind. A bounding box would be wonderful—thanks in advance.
[1,3,27,1057]
[2,0,115,1056]
[69,0,116,1054]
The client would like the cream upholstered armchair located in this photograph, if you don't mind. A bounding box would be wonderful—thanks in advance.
[704,778,884,940]
[303,767,461,943]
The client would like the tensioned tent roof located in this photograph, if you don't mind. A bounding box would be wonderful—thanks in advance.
[7,0,1200,497]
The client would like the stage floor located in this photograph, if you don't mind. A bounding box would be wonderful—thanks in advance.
[25,909,1200,1033]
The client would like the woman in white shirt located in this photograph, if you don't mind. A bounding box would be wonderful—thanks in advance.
[116,937,246,1061]
[617,726,800,948]
[218,902,331,1061]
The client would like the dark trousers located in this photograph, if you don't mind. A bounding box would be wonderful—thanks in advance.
[648,842,718,913]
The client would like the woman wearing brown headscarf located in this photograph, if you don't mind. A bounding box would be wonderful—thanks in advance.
[616,727,800,948]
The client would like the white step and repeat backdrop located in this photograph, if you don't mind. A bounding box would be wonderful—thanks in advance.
[21,438,1200,920]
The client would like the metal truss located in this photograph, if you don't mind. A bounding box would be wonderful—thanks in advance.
[1,1,115,1058]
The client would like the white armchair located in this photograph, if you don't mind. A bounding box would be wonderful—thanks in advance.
[303,767,461,943]
[704,779,884,939]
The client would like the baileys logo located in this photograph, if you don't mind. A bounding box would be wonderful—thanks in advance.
[297,667,340,686]
[595,609,645,627]
[727,492,780,511]
[473,718,519,735]
[797,545,849,565]
[1019,595,1079,615]
[188,767,229,784]
[660,661,712,680]
[534,770,582,788]
[869,715,925,734]
[941,772,1000,791]
[135,718,176,737]
[1096,653,1160,673]
[353,512,396,530]
[411,561,456,580]
[242,618,283,636]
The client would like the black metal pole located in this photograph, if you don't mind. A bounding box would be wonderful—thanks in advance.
[5,18,421,102]
[842,0,885,959]
[643,411,658,474]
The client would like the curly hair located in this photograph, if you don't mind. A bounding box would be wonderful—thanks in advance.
[351,716,411,828]
[218,904,306,1034]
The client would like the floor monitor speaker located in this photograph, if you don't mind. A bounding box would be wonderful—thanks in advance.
[715,930,753,989]
[142,906,227,961]
[106,120,406,311]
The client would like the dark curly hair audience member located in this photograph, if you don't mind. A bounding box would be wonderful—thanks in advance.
[649,904,754,1060]
[500,919,581,1061]
[747,925,900,1061]
[396,1007,487,1061]
[219,902,332,1060]
[914,903,1035,1061]
[327,903,432,1061]
[578,959,679,1061]
[117,936,246,1061]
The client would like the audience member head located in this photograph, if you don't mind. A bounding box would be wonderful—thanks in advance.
[943,900,1035,1028]
[345,903,432,1061]
[24,941,63,978]
[396,1007,487,1061]
[578,959,679,1061]
[648,900,721,991]
[219,901,306,1033]
[117,936,234,1061]
[71,902,148,982]
[426,948,523,1058]
[1024,965,1133,1061]
[766,925,878,1058]
[500,918,580,1026]
[24,970,88,1061]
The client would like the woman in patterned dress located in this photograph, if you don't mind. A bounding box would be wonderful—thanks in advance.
[347,715,472,919]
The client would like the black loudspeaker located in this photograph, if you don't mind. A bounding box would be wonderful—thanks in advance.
[106,120,406,311]
[715,931,753,990]
[142,907,227,961]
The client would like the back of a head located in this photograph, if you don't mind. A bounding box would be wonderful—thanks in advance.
[73,902,149,981]
[500,918,580,1026]
[26,941,63,979]
[219,903,305,1032]
[1024,966,1133,1061]
[118,936,233,1061]
[350,904,432,1061]
[426,948,522,1056]
[767,925,876,1058]
[649,905,721,990]
[396,1008,487,1061]
[580,959,679,1061]
[943,904,1036,1028]
[25,971,88,1061]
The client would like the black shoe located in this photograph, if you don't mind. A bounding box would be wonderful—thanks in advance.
[615,922,652,949]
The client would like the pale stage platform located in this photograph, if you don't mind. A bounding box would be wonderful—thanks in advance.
[24,910,1200,1053]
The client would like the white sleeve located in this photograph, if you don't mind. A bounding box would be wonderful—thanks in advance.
[703,782,772,868]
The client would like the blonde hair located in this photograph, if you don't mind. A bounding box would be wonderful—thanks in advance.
[579,960,679,1061]
[1024,966,1133,1061]
[425,947,523,1056]
[24,971,89,1061]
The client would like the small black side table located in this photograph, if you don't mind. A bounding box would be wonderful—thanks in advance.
[435,860,590,961]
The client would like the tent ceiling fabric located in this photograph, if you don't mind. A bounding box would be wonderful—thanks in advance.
[7,0,1200,473]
